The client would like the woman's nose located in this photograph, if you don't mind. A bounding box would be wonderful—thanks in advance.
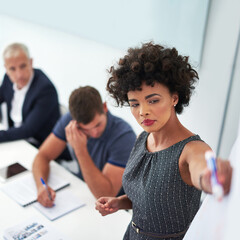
[139,104,149,116]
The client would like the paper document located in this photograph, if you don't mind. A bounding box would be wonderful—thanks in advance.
[33,189,85,220]
[3,216,69,240]
[1,172,70,206]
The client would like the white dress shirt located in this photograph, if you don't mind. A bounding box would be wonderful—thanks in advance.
[10,74,34,128]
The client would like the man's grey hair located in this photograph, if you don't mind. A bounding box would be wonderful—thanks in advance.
[3,43,30,60]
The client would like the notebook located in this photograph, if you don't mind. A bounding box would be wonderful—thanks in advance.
[1,172,70,207]
[33,189,85,221]
[3,216,69,240]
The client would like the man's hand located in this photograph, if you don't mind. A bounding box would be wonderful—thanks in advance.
[65,120,87,152]
[37,185,56,207]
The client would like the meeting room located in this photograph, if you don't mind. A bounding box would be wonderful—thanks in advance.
[0,0,239,239]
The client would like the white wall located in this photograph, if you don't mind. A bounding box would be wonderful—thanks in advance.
[179,0,240,154]
[0,0,209,64]
[1,0,240,155]
[0,14,143,135]
[218,29,240,158]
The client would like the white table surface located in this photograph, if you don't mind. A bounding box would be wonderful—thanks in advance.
[0,140,131,239]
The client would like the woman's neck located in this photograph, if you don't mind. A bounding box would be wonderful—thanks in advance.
[147,116,193,152]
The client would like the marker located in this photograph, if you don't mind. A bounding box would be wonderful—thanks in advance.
[205,151,224,201]
[40,177,52,201]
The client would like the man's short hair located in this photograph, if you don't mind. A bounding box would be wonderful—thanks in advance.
[69,86,104,124]
[3,43,30,60]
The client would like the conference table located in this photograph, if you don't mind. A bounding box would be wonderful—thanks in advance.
[0,140,131,239]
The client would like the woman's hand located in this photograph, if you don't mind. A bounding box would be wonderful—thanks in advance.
[95,197,120,216]
[200,158,232,195]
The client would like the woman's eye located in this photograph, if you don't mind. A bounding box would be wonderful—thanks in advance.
[149,99,159,104]
[130,103,139,108]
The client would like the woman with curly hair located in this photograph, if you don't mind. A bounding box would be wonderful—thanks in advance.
[95,42,232,240]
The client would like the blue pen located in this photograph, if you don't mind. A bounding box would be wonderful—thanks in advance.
[205,151,224,201]
[40,177,52,201]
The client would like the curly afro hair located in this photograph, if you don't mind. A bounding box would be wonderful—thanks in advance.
[106,42,199,114]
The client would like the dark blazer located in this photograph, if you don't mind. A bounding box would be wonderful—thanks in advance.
[0,69,60,147]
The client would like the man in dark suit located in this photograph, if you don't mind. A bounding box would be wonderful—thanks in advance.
[0,43,60,147]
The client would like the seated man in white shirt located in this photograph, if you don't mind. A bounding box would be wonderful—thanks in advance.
[0,43,60,147]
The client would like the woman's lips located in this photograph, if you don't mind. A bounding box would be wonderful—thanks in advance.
[142,119,155,126]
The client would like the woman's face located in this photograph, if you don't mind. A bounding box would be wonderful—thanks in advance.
[127,82,178,133]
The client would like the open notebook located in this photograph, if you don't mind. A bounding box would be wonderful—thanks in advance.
[33,189,85,221]
[1,173,70,207]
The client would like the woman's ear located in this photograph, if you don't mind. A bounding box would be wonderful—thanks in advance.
[172,93,179,106]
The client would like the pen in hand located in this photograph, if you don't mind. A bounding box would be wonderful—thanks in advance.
[40,177,52,201]
[205,151,224,201]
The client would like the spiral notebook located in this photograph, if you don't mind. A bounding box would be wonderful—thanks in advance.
[1,173,70,207]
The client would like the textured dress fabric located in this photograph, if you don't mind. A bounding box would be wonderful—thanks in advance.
[122,131,202,240]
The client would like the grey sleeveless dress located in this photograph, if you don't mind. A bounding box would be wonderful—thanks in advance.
[122,131,202,240]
